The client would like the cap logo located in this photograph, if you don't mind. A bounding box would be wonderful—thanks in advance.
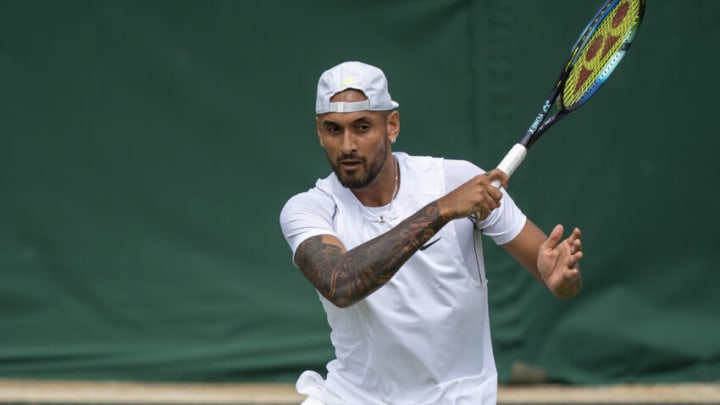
[341,77,356,87]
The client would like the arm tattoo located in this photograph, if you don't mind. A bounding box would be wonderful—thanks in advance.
[295,202,448,308]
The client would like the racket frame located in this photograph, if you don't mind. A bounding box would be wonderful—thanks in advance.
[492,0,645,186]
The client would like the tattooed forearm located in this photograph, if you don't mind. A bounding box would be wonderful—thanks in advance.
[295,202,448,307]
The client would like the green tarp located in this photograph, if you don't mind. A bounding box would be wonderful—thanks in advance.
[1,0,718,384]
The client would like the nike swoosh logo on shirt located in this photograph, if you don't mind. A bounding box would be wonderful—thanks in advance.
[419,237,442,251]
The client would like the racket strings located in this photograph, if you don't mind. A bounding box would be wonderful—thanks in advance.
[562,0,642,109]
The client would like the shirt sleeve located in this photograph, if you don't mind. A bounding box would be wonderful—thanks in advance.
[443,158,527,245]
[279,187,339,265]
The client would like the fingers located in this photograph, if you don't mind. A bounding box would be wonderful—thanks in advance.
[568,227,582,244]
[486,168,509,189]
[545,225,584,267]
[484,172,505,205]
[546,225,582,248]
[565,227,582,255]
[571,232,582,254]
[566,248,583,269]
[568,228,583,268]
[470,197,497,221]
[556,267,583,298]
[544,224,565,250]
[541,225,584,298]
[468,172,505,220]
[447,170,508,221]
[554,227,583,269]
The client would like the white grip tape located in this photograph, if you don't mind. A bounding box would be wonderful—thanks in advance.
[491,143,527,188]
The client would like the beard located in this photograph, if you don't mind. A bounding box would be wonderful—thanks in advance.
[329,141,389,190]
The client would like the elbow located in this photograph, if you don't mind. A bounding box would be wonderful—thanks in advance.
[318,292,356,308]
[329,297,355,308]
[316,283,359,308]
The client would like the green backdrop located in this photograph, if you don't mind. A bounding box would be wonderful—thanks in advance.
[1,0,718,384]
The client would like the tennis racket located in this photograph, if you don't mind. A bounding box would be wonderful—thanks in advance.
[491,0,646,188]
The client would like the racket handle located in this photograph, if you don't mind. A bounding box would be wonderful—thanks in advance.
[491,143,527,188]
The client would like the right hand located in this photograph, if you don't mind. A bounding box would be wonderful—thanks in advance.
[437,169,507,221]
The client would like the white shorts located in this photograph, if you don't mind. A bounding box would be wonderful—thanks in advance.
[296,370,346,405]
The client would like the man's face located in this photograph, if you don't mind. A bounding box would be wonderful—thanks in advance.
[316,90,398,189]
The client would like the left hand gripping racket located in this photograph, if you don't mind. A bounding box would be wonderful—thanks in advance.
[491,0,646,188]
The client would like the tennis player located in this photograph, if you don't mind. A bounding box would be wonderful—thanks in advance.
[279,61,583,405]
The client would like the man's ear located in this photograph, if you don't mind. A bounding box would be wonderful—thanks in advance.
[316,117,325,147]
[387,110,400,143]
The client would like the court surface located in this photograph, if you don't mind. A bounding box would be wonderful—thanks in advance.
[0,380,718,404]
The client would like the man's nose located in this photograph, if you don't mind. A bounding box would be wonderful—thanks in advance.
[340,132,356,154]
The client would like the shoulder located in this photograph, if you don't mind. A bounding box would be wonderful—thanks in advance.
[443,158,484,175]
[279,179,340,256]
[280,181,336,222]
[396,152,487,191]
[397,153,480,176]
[443,158,485,190]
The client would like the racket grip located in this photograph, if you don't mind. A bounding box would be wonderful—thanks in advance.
[491,143,527,188]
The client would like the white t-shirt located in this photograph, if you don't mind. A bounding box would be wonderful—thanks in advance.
[280,152,527,405]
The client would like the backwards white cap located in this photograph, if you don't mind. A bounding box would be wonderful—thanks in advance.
[315,61,399,115]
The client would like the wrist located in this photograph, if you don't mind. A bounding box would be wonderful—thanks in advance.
[434,196,461,222]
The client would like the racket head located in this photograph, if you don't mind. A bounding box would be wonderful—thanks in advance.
[559,0,646,111]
